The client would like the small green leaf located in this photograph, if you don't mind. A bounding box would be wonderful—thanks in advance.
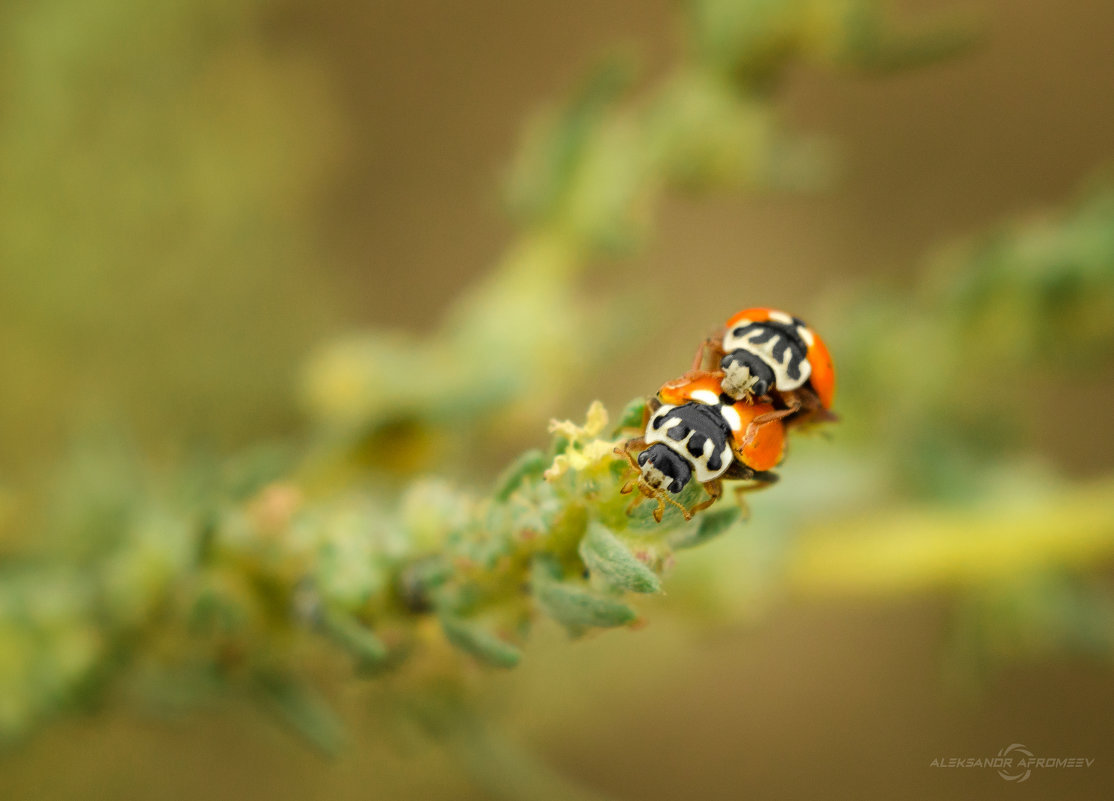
[533,559,638,629]
[318,608,389,669]
[611,396,648,435]
[671,506,740,550]
[579,522,661,593]
[255,671,345,755]
[492,449,547,502]
[440,616,522,668]
[505,54,638,223]
[536,580,638,630]
[841,5,981,73]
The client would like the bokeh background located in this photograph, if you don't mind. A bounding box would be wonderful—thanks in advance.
[2,0,1113,798]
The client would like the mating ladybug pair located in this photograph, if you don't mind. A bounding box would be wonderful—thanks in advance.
[616,308,836,522]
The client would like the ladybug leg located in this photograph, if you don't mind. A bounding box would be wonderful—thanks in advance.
[687,478,723,517]
[615,399,658,442]
[641,396,663,432]
[614,440,645,495]
[781,388,838,431]
[731,477,777,520]
[627,484,688,523]
[741,403,797,448]
[637,397,660,432]
[749,395,801,427]
[721,467,779,521]
[690,334,725,372]
[732,485,754,521]
[617,437,647,456]
[658,491,691,523]
[624,469,657,511]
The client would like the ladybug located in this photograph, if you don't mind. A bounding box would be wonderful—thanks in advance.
[615,371,785,522]
[694,307,836,423]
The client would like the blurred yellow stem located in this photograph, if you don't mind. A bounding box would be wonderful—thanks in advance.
[787,479,1114,598]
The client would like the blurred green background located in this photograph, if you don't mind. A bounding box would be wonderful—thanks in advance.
[1,0,1113,798]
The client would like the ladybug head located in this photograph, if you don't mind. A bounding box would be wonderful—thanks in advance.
[616,440,696,523]
[637,443,692,494]
[720,350,775,400]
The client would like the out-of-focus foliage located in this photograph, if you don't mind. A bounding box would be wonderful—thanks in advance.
[0,0,349,479]
[297,0,974,473]
[1,5,1113,800]
[833,180,1114,496]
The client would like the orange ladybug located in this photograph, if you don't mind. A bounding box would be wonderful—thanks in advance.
[693,307,836,426]
[615,371,785,522]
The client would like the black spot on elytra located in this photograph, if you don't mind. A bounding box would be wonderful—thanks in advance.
[649,403,734,480]
[747,327,777,345]
[727,320,809,385]
[771,336,788,363]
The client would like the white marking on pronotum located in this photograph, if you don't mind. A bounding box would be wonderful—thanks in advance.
[719,403,742,432]
[656,412,682,431]
[690,389,719,406]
